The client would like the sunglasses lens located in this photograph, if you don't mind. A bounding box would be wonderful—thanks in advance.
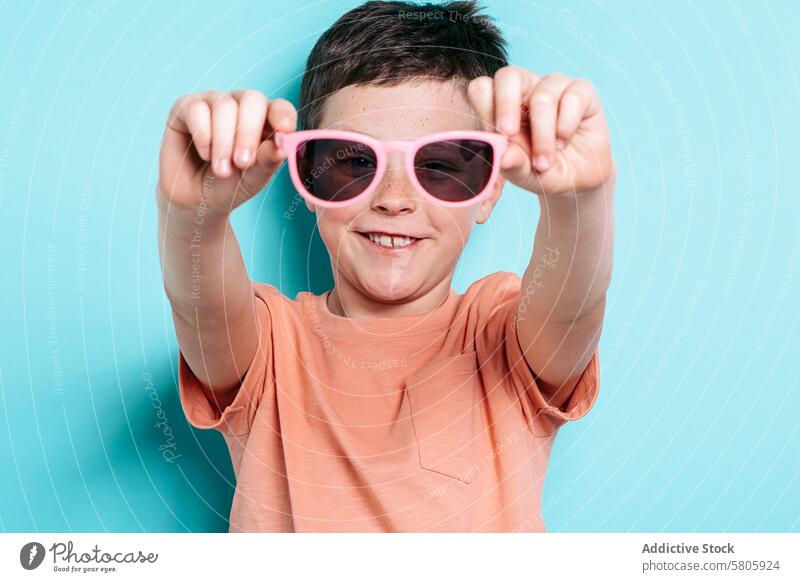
[295,138,378,203]
[414,139,495,203]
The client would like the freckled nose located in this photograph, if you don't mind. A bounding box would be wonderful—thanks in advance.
[371,160,419,215]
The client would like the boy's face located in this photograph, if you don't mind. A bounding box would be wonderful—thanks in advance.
[310,79,505,303]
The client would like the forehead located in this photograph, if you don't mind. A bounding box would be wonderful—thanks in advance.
[317,79,480,137]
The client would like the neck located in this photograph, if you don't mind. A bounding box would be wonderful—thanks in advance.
[326,275,454,319]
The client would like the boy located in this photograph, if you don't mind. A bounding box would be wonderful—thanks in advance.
[157,0,615,532]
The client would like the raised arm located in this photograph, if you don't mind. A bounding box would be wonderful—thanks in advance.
[156,90,296,406]
[518,174,614,405]
[467,68,615,405]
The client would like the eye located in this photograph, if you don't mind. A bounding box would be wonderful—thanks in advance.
[420,160,459,172]
[341,155,376,169]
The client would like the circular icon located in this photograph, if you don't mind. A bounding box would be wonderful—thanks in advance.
[19,542,46,570]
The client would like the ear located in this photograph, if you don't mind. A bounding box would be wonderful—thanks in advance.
[474,175,506,225]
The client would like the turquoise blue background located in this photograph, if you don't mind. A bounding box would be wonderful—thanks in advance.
[1,0,798,532]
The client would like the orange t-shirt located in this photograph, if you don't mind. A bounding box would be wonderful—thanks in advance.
[178,271,600,532]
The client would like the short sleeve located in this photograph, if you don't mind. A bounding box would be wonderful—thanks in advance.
[471,271,601,438]
[177,283,276,437]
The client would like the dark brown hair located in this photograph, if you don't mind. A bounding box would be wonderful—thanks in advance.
[298,0,509,130]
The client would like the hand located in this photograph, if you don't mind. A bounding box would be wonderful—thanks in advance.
[158,89,297,217]
[467,67,614,198]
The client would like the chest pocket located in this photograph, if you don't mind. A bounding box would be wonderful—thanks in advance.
[406,350,482,484]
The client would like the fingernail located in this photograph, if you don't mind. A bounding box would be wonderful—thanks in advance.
[535,155,551,171]
[236,148,252,165]
[198,146,210,160]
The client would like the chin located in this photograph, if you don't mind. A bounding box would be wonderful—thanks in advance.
[359,273,421,303]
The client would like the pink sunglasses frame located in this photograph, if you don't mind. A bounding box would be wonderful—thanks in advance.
[274,129,509,208]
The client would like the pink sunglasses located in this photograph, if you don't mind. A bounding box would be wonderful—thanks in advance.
[274,129,508,208]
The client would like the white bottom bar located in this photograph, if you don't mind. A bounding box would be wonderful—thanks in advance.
[2,533,797,581]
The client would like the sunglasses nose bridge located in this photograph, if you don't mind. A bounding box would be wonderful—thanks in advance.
[368,141,422,210]
[381,141,422,187]
[377,142,409,184]
[381,140,411,162]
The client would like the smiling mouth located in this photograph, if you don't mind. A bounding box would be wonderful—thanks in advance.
[357,231,425,250]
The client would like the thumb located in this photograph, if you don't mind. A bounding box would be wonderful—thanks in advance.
[499,140,537,189]
[239,138,286,197]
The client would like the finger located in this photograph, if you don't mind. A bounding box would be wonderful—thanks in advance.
[529,74,570,172]
[556,79,598,148]
[230,90,267,170]
[466,76,495,131]
[209,94,238,177]
[166,95,212,161]
[493,67,523,136]
[265,98,297,139]
[183,98,212,161]
[239,133,289,198]
[241,99,298,190]
[253,137,285,169]
[500,140,534,185]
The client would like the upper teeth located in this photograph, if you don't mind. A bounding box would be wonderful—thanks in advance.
[367,232,416,247]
